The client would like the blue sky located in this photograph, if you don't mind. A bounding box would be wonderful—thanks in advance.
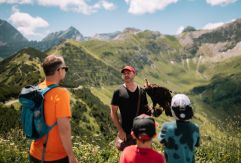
[0,0,241,41]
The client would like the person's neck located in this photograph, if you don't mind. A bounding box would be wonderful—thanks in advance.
[124,82,137,92]
[136,140,152,149]
[45,76,60,84]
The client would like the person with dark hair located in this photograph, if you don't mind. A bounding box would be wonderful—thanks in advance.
[111,65,151,151]
[120,114,166,163]
[158,94,200,163]
[29,54,78,163]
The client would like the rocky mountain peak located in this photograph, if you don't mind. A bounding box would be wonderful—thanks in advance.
[92,31,121,40]
[0,19,28,44]
[42,26,84,42]
[123,27,141,33]
[113,27,141,40]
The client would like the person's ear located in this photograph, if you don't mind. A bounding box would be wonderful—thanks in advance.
[131,131,137,139]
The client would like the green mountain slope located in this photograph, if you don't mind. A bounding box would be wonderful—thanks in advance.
[80,30,206,92]
[0,48,46,102]
[192,56,241,119]
[80,30,185,71]
[0,40,123,101]
[47,40,122,87]
[201,74,240,114]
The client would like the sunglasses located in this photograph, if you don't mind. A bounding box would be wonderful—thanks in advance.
[58,66,69,72]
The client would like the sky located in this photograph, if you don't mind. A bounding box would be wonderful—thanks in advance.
[0,0,241,41]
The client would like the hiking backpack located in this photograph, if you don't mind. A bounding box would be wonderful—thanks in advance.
[19,84,59,140]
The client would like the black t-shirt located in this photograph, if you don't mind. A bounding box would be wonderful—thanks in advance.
[111,85,150,134]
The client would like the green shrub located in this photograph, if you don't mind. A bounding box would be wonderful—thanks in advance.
[0,105,21,136]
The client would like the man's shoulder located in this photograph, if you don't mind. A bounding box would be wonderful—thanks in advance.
[52,87,68,94]
[113,85,128,96]
[118,84,126,90]
[44,86,69,96]
[37,82,66,93]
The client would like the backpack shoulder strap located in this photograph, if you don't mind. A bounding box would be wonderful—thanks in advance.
[136,85,141,116]
[39,84,59,162]
[41,84,59,96]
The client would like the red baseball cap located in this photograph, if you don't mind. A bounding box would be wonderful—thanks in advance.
[121,65,136,73]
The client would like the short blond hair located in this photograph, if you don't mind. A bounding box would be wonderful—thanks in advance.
[42,55,64,76]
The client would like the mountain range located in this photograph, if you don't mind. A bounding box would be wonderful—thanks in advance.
[0,19,85,59]
[1,17,241,109]
[0,19,28,44]
[1,18,241,118]
[178,19,241,58]
[1,18,241,60]
[0,19,142,60]
[0,17,241,162]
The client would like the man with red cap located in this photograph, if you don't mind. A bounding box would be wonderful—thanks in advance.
[111,65,151,151]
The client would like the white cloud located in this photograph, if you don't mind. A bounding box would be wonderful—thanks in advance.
[125,0,178,15]
[99,0,115,10]
[176,26,184,34]
[8,7,49,40]
[203,22,224,30]
[206,0,237,6]
[0,0,31,4]
[37,0,115,15]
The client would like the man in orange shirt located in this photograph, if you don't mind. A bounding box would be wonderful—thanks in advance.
[29,54,78,163]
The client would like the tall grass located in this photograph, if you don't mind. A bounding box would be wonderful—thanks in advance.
[1,103,240,163]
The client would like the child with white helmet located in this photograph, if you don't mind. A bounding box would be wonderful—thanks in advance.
[158,94,200,163]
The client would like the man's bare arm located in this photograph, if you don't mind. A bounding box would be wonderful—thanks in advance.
[58,117,78,163]
[110,105,126,141]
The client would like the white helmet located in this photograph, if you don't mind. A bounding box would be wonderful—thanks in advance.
[171,94,193,121]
